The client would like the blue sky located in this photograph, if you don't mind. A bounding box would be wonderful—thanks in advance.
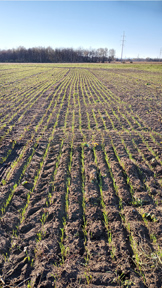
[0,1,162,58]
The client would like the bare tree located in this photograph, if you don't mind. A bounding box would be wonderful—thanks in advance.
[109,49,116,60]
[0,46,113,63]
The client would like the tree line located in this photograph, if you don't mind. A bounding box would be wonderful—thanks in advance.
[0,46,116,63]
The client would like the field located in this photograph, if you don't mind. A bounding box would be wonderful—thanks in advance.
[0,63,162,288]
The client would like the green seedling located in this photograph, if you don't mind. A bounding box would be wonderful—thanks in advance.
[84,272,92,285]
[22,180,28,186]
[132,198,144,207]
[150,233,157,243]
[1,179,6,186]
[142,212,157,222]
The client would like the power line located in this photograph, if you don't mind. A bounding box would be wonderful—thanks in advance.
[121,32,126,62]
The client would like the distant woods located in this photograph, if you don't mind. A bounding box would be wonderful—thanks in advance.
[0,46,116,63]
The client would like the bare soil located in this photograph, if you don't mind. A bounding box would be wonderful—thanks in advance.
[0,64,162,287]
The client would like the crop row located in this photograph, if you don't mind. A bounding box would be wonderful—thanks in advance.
[0,66,162,287]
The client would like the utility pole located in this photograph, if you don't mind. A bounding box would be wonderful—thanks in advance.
[159,48,162,61]
[121,31,125,62]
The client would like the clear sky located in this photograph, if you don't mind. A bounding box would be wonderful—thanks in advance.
[0,1,162,58]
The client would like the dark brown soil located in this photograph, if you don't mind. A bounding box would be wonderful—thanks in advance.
[0,64,162,287]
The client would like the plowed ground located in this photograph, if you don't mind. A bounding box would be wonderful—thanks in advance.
[0,63,162,287]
